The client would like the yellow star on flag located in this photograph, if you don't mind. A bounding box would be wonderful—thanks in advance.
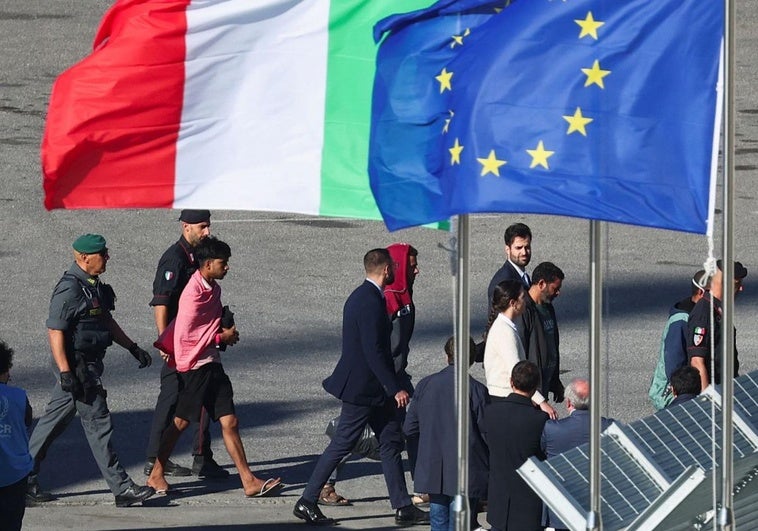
[449,138,464,165]
[526,141,554,169]
[581,60,611,88]
[451,28,471,48]
[477,150,507,176]
[575,12,604,40]
[563,107,593,136]
[436,68,453,93]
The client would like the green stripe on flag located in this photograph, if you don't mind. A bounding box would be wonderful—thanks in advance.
[321,0,435,224]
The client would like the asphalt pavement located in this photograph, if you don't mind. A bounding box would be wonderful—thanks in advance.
[2,0,758,529]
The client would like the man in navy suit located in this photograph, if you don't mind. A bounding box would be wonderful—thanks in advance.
[540,378,615,530]
[487,222,533,309]
[477,222,533,363]
[294,249,429,526]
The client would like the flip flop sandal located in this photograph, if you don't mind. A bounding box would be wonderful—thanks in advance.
[247,478,283,498]
[318,484,351,506]
[148,483,172,495]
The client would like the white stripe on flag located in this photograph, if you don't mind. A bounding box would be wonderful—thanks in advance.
[176,0,329,212]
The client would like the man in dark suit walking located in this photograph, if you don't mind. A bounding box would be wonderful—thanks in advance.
[294,249,429,526]
[486,360,547,531]
[540,378,615,530]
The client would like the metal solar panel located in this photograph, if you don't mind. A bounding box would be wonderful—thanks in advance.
[526,425,667,529]
[623,394,758,480]
[518,370,758,531]
[733,371,758,433]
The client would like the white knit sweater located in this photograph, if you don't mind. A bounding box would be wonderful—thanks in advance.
[483,313,545,404]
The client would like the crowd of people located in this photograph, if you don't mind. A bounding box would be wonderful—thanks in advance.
[0,215,747,530]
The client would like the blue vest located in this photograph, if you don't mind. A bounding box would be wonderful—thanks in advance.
[0,385,33,487]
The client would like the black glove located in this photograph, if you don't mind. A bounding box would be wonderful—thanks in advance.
[60,371,78,393]
[128,343,152,368]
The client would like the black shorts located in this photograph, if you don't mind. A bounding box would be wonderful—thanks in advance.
[175,363,235,422]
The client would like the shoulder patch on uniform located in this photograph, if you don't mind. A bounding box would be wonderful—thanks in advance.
[693,326,706,346]
[164,271,175,281]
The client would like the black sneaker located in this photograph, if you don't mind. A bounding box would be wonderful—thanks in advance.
[115,484,155,507]
[26,480,56,505]
[192,456,230,478]
[143,458,192,477]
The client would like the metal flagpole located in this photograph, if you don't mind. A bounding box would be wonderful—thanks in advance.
[586,220,603,530]
[453,214,471,531]
[718,0,735,528]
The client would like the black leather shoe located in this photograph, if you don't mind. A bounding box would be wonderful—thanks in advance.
[192,456,230,478]
[293,498,335,526]
[395,504,430,526]
[26,480,56,504]
[143,458,192,477]
[115,484,156,507]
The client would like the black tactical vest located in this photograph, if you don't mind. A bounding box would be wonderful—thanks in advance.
[61,273,115,359]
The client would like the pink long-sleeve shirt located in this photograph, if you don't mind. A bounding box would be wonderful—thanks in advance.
[174,270,222,372]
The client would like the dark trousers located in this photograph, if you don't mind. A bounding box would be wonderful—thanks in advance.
[304,400,411,509]
[395,406,419,479]
[0,475,27,531]
[145,362,212,459]
[327,405,418,485]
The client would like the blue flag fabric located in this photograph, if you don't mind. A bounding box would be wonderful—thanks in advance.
[369,0,723,233]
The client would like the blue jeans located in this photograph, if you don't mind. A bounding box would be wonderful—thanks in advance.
[429,494,479,531]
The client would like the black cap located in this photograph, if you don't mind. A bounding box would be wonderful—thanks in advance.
[717,259,748,279]
[179,209,211,224]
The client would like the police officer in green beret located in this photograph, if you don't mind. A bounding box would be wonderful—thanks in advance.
[26,234,156,507]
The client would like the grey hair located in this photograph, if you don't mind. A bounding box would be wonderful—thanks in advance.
[565,377,590,410]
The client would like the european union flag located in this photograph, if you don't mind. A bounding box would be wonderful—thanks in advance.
[368,0,723,233]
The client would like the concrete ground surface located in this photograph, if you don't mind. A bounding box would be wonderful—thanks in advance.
[1,0,757,529]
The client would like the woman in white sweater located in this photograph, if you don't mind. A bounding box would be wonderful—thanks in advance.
[483,279,557,419]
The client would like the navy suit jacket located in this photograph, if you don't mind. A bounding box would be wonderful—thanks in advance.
[541,409,614,458]
[404,365,489,498]
[541,410,615,528]
[487,260,527,310]
[323,280,400,406]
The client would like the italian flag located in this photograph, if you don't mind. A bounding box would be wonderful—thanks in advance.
[42,0,431,220]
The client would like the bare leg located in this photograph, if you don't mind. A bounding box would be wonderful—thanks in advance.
[147,417,189,492]
[218,414,279,496]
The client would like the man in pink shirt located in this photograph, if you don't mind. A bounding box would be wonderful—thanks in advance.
[147,237,281,498]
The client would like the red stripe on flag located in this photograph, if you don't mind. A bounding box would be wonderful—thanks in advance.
[42,0,190,210]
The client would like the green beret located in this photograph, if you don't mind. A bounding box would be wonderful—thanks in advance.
[72,234,107,253]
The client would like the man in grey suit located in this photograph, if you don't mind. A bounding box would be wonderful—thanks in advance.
[540,378,615,530]
[294,248,429,526]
